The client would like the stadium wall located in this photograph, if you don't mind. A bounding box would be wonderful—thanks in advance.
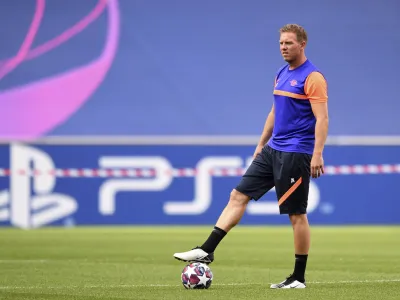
[0,138,398,229]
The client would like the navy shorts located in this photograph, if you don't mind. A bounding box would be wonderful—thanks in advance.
[235,145,312,215]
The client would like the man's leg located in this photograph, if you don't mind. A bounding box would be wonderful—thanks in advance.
[173,146,274,264]
[200,190,250,253]
[289,213,310,283]
[215,190,251,232]
[270,150,311,289]
[173,189,251,264]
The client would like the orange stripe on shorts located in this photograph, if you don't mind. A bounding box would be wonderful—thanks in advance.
[278,177,303,206]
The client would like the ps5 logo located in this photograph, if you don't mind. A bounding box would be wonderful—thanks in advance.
[0,144,77,229]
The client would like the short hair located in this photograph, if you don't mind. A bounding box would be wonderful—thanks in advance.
[279,24,308,43]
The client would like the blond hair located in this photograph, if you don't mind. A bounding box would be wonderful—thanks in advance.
[280,24,308,43]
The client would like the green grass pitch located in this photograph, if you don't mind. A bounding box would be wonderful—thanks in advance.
[0,226,399,299]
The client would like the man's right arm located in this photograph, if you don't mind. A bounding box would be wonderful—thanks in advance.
[253,104,275,158]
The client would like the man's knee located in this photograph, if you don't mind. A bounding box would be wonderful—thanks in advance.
[229,189,251,206]
[289,213,308,227]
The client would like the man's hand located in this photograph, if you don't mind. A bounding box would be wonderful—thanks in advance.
[311,153,324,178]
[253,144,263,159]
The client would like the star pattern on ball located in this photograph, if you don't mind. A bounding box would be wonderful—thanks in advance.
[198,272,209,286]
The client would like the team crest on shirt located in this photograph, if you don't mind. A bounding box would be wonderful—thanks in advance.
[290,79,297,86]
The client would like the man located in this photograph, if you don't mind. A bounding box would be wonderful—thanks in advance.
[173,24,329,289]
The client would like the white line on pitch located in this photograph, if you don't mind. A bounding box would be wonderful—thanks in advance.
[0,279,399,290]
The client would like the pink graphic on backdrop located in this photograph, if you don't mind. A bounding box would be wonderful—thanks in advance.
[0,0,120,139]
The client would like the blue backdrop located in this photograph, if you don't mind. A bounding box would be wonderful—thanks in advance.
[0,143,398,228]
[0,1,398,228]
[0,0,399,137]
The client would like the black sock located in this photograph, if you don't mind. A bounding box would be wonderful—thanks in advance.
[200,226,227,253]
[293,254,308,282]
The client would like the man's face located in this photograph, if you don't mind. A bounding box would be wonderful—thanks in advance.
[279,32,305,63]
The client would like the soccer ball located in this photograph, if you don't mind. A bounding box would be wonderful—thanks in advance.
[181,262,213,289]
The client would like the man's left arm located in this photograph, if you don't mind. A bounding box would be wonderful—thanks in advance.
[305,72,329,178]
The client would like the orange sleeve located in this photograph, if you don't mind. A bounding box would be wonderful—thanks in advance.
[304,72,328,103]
